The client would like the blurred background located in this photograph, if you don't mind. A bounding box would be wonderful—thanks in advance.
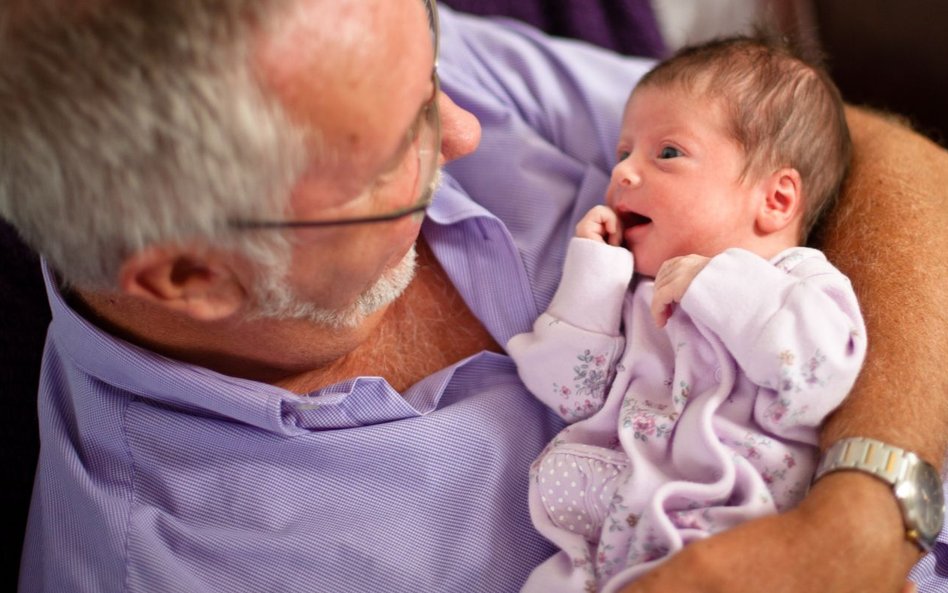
[810,0,947,147]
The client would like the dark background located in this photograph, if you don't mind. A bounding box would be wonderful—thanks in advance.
[814,0,948,147]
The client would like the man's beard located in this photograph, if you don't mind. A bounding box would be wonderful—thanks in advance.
[250,245,418,329]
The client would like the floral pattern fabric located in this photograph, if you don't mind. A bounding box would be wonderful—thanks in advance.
[508,239,866,593]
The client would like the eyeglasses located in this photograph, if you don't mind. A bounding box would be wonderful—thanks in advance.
[231,0,442,231]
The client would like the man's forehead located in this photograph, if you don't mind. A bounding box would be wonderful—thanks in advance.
[253,0,431,126]
[254,0,428,52]
[252,0,434,192]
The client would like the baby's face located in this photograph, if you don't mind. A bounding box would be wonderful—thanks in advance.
[606,85,764,277]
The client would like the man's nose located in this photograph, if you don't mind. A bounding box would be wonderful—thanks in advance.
[438,91,481,164]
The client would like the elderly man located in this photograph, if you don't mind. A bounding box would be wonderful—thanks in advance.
[1,0,945,592]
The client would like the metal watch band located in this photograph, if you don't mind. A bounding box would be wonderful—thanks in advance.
[813,436,945,553]
[814,437,911,485]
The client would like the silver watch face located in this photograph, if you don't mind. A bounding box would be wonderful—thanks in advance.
[898,458,945,550]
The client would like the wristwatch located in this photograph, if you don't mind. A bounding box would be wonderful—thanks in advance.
[814,437,945,552]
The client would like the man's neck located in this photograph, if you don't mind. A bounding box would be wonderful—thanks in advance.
[72,239,501,394]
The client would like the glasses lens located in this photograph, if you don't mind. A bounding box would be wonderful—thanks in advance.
[414,0,441,213]
[414,76,440,211]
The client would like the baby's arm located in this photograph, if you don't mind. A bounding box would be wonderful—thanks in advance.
[681,248,866,433]
[507,222,633,422]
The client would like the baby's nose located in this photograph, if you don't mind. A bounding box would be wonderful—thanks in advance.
[611,161,642,189]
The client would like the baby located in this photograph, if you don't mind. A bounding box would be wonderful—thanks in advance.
[508,36,866,593]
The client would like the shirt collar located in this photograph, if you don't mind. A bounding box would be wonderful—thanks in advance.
[39,183,490,436]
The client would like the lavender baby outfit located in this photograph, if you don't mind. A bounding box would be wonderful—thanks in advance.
[508,237,867,593]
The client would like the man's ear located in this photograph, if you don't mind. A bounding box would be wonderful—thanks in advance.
[118,245,249,322]
[756,167,803,234]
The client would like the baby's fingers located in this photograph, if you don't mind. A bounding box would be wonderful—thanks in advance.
[576,205,619,242]
[651,284,676,327]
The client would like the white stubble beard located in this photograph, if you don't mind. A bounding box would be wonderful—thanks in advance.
[250,244,418,329]
[250,170,441,329]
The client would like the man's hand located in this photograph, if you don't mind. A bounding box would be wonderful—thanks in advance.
[650,255,709,327]
[618,472,922,593]
[576,205,623,245]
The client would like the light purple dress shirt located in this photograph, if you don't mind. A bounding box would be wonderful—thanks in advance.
[19,6,948,593]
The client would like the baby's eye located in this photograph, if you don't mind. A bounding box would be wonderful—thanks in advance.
[616,150,631,163]
[659,146,682,159]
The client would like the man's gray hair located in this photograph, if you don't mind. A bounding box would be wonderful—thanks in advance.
[0,0,307,290]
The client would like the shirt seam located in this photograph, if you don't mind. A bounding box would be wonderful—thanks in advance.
[119,395,141,593]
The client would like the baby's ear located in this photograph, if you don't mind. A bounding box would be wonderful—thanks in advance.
[756,168,803,234]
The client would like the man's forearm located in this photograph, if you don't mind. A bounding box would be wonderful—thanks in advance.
[818,106,948,469]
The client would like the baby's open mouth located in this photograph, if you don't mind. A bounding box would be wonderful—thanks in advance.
[621,211,652,229]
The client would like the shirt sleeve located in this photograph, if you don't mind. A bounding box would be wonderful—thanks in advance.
[680,248,867,437]
[507,238,632,422]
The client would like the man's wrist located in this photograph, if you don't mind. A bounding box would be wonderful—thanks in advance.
[806,468,926,565]
[814,437,945,552]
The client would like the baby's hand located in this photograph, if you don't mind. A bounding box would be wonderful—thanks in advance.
[651,255,710,327]
[576,205,622,245]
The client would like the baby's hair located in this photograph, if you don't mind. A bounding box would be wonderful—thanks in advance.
[636,34,851,241]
